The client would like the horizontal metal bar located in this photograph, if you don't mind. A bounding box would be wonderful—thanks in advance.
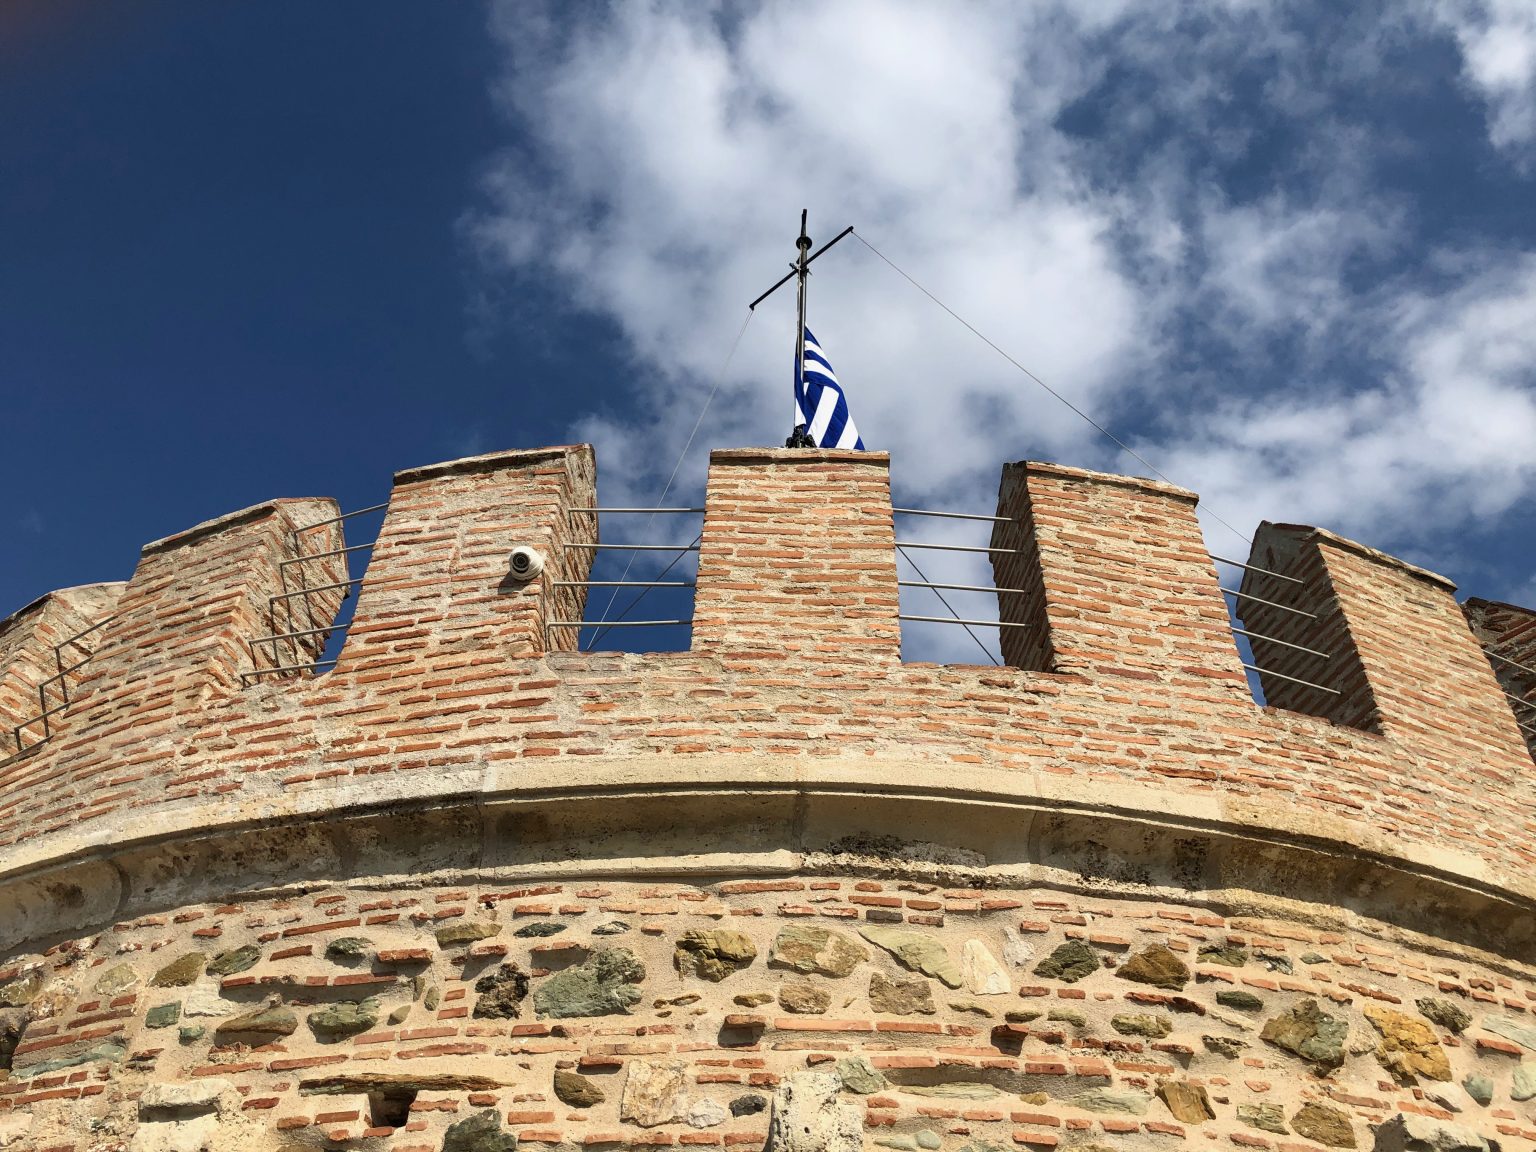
[293,503,390,532]
[893,507,1014,524]
[567,507,704,515]
[1222,588,1316,619]
[1231,627,1331,660]
[53,612,121,654]
[0,743,42,765]
[1210,555,1304,585]
[560,542,698,555]
[280,543,375,566]
[899,615,1029,628]
[552,620,693,631]
[40,656,93,686]
[1241,662,1340,695]
[251,625,334,646]
[1502,690,1536,712]
[1486,648,1536,680]
[1518,717,1536,735]
[896,542,1017,554]
[14,702,68,730]
[899,581,1029,595]
[271,579,358,603]
[552,581,695,588]
[241,659,339,680]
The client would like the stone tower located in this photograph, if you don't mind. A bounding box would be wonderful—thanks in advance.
[0,444,1531,1152]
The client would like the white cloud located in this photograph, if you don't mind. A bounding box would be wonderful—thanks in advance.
[469,1,1536,650]
[1427,0,1536,155]
[1162,254,1536,564]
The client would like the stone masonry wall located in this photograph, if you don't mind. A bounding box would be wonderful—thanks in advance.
[2,876,1535,1151]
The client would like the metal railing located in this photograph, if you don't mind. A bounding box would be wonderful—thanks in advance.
[893,506,1030,666]
[1481,646,1536,737]
[3,612,121,763]
[551,507,703,649]
[240,503,388,684]
[1216,555,1337,701]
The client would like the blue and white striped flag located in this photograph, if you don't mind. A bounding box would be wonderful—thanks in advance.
[794,327,865,450]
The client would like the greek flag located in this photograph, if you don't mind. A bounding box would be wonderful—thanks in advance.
[795,327,865,449]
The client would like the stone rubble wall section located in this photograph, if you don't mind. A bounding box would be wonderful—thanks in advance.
[0,446,1531,875]
[0,584,124,760]
[1,878,1534,1151]
[1464,597,1536,761]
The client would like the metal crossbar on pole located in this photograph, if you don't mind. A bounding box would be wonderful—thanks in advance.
[893,507,1015,525]
[241,659,339,682]
[1231,627,1331,660]
[895,541,1017,555]
[1241,662,1340,694]
[1210,555,1305,585]
[38,657,93,687]
[251,625,335,647]
[54,613,120,652]
[1221,587,1316,619]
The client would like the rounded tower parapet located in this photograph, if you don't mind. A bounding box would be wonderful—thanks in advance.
[0,444,1531,1151]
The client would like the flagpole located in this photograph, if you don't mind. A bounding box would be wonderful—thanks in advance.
[745,211,854,448]
[793,209,812,444]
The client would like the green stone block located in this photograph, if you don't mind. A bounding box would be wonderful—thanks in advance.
[145,1002,182,1029]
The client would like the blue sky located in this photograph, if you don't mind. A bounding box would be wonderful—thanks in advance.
[3,2,1534,662]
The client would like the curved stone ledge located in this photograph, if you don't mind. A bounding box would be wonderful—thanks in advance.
[2,755,1531,970]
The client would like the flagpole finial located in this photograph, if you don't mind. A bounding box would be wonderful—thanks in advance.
[744,211,858,449]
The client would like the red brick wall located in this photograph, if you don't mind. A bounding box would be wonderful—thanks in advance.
[338,446,595,671]
[1246,526,1531,780]
[992,462,1250,703]
[1464,597,1536,761]
[0,445,1533,908]
[0,584,123,759]
[693,449,899,664]
[4,498,341,837]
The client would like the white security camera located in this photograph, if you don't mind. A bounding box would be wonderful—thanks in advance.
[508,545,546,581]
